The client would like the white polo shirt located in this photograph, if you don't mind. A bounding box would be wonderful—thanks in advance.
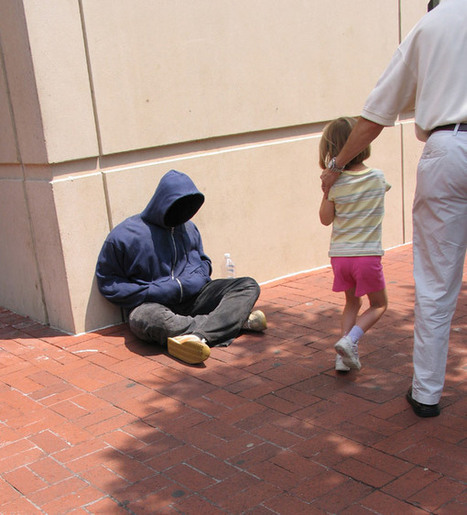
[361,0,467,132]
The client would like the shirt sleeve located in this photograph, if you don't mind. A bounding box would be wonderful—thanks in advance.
[361,48,418,126]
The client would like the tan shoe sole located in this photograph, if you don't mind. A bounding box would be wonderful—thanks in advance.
[167,335,211,364]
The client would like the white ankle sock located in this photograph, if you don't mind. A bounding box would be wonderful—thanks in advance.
[348,325,364,344]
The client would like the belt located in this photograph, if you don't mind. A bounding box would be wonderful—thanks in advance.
[431,123,467,133]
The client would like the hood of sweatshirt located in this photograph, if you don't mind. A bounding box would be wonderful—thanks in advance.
[141,170,205,228]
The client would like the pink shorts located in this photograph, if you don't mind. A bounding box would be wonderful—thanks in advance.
[331,256,386,297]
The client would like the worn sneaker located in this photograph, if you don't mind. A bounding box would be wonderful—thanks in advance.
[334,335,361,370]
[167,334,210,364]
[335,354,350,372]
[242,310,267,332]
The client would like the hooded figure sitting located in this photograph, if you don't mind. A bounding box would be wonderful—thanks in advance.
[96,170,266,364]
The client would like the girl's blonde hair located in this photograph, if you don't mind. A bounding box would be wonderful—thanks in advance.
[319,117,371,170]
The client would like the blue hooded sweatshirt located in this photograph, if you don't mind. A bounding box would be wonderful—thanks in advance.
[96,170,212,310]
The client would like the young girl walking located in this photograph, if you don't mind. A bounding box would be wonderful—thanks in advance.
[319,117,391,371]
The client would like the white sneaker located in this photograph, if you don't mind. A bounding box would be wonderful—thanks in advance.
[242,310,267,332]
[334,335,361,370]
[335,354,350,372]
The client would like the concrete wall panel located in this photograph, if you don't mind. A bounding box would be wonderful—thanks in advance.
[25,179,72,330]
[0,179,46,321]
[82,0,399,155]
[22,0,98,163]
[51,173,120,333]
[0,0,46,164]
[0,56,17,164]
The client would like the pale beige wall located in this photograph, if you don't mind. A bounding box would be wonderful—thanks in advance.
[0,0,428,333]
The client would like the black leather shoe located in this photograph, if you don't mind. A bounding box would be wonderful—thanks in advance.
[406,388,440,418]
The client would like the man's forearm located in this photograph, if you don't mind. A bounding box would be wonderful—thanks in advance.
[320,117,385,194]
[334,117,385,169]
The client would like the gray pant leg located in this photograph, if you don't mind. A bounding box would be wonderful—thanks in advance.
[128,303,207,346]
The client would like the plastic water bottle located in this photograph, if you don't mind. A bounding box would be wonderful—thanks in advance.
[223,253,236,278]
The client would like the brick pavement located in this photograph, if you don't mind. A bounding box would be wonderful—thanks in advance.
[0,244,465,514]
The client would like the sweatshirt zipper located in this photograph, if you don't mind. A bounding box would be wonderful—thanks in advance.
[170,227,183,302]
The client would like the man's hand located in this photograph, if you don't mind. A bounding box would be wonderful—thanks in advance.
[320,169,340,195]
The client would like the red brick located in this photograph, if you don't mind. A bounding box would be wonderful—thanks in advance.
[355,446,413,476]
[40,485,104,513]
[270,449,325,479]
[230,441,282,469]
[207,433,263,461]
[101,430,148,455]
[425,451,465,480]
[80,464,130,494]
[27,476,89,506]
[252,422,304,448]
[85,496,129,514]
[105,453,155,483]
[0,477,22,504]
[28,429,70,454]
[126,488,179,514]
[248,460,304,490]
[359,490,426,514]
[202,471,261,507]
[259,363,314,385]
[273,384,322,407]
[1,373,43,394]
[436,499,467,515]
[264,492,323,514]
[314,477,373,513]
[257,392,300,414]
[291,469,348,501]
[29,456,74,484]
[31,382,80,405]
[68,391,111,411]
[185,453,237,481]
[165,462,217,490]
[94,379,153,404]
[47,419,94,446]
[0,497,43,514]
[53,439,106,464]
[209,477,280,513]
[171,494,228,515]
[84,412,138,436]
[408,477,466,513]
[335,457,395,487]
[49,399,89,419]
[117,419,165,444]
[59,448,112,473]
[0,438,35,460]
[73,405,124,428]
[112,474,179,505]
[183,395,230,418]
[383,465,440,500]
[130,434,185,462]
[0,447,45,474]
[293,431,364,467]
[205,389,248,408]
[145,444,198,471]
[3,466,48,494]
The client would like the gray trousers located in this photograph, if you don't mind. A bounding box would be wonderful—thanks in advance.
[128,277,260,347]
